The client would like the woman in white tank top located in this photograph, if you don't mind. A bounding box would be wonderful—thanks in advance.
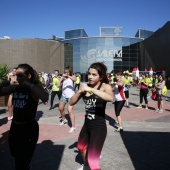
[57,66,76,133]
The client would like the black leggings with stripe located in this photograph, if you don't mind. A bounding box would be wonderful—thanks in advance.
[77,124,107,170]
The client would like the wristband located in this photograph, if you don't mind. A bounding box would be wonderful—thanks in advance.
[89,88,93,94]
[30,84,35,89]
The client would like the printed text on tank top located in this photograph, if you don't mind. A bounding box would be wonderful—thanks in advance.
[83,83,107,121]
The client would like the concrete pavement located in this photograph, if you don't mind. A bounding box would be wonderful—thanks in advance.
[0,87,170,170]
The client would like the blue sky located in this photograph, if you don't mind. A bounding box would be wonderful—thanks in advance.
[0,0,170,39]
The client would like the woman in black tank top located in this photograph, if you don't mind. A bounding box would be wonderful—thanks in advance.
[0,63,49,170]
[70,62,113,170]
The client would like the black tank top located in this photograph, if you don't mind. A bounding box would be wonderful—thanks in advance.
[83,83,107,126]
[12,86,38,122]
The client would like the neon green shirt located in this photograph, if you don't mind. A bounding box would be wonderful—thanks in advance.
[76,75,81,84]
[122,77,130,85]
[52,77,60,91]
[110,76,114,84]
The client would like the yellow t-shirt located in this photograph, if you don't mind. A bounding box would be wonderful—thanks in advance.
[110,76,114,84]
[76,75,81,84]
[122,77,130,85]
[52,77,60,91]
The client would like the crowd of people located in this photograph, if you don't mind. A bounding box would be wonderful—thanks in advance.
[0,62,167,170]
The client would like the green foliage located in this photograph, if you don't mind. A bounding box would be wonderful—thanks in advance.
[0,64,10,83]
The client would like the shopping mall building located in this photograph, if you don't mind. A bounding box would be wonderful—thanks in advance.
[0,21,170,77]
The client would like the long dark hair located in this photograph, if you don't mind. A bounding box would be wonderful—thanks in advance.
[88,62,109,84]
[159,74,165,82]
[17,63,40,85]
[65,66,73,76]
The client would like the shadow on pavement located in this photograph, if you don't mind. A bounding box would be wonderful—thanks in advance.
[36,111,44,121]
[121,131,170,169]
[0,109,7,114]
[69,141,83,165]
[0,130,15,170]
[130,93,139,96]
[105,114,117,128]
[0,117,8,126]
[129,102,138,107]
[32,140,65,170]
[0,132,65,170]
[52,103,59,109]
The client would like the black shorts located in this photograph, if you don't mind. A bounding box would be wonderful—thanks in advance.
[124,90,129,99]
[114,100,125,117]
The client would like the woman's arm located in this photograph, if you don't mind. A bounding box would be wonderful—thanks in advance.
[69,90,83,106]
[0,80,16,96]
[68,74,76,82]
[82,83,114,102]
[57,77,64,88]
[22,81,49,102]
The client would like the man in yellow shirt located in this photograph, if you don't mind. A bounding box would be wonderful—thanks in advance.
[49,70,62,110]
[110,73,114,87]
[146,74,153,98]
[74,73,81,91]
[122,73,131,108]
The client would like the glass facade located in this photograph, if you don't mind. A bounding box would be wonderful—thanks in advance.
[65,29,88,39]
[135,29,154,39]
[100,26,122,36]
[62,29,143,74]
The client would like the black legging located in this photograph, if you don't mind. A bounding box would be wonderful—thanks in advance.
[139,88,148,104]
[77,124,107,170]
[50,91,62,108]
[114,100,125,117]
[8,121,39,170]
[74,83,80,91]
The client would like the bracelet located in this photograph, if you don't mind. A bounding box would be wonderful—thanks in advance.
[30,84,35,89]
[89,88,93,94]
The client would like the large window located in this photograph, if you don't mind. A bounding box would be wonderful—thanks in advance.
[64,35,142,73]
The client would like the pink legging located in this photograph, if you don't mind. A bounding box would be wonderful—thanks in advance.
[77,125,107,170]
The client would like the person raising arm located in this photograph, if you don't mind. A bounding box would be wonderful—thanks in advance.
[0,63,48,170]
[70,62,113,170]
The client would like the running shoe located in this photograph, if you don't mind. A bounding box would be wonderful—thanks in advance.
[136,105,142,108]
[7,116,13,121]
[77,164,90,170]
[154,109,160,112]
[145,107,148,110]
[59,119,68,125]
[158,109,163,113]
[126,105,130,108]
[115,127,123,133]
[68,127,76,133]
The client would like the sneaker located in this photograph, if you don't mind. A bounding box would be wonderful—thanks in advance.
[59,119,68,125]
[136,105,142,108]
[7,116,13,121]
[77,164,90,170]
[49,107,53,110]
[158,109,163,113]
[145,107,148,110]
[115,127,123,133]
[126,105,130,108]
[147,96,150,98]
[68,127,76,133]
[44,102,48,106]
[113,121,119,128]
[154,109,159,112]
